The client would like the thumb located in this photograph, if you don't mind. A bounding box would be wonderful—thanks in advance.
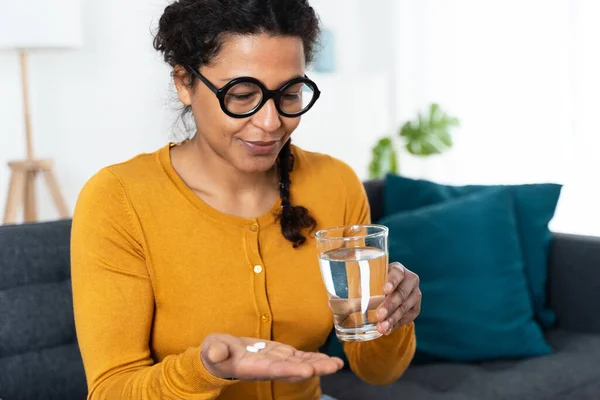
[205,340,231,364]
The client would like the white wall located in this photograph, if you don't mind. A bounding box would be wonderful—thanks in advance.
[0,0,175,222]
[0,0,392,223]
[292,0,396,177]
[391,0,600,236]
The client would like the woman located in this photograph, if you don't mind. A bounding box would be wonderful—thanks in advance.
[71,0,421,399]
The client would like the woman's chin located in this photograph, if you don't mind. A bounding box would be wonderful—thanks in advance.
[234,155,279,175]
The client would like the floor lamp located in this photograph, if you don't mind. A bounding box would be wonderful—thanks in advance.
[0,0,83,225]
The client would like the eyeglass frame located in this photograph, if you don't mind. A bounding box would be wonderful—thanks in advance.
[188,67,321,119]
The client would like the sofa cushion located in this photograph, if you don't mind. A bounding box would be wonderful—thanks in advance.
[379,188,551,361]
[0,220,87,400]
[0,221,71,290]
[0,280,76,357]
[0,343,87,400]
[321,330,600,400]
[383,174,562,329]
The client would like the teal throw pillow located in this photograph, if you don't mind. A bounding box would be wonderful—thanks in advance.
[379,188,553,361]
[383,174,561,329]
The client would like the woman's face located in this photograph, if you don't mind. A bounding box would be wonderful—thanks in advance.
[175,34,306,174]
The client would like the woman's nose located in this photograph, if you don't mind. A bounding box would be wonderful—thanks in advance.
[251,98,282,133]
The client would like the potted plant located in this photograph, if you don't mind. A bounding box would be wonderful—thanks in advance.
[368,103,460,179]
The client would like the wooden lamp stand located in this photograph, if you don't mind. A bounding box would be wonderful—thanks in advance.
[3,52,69,225]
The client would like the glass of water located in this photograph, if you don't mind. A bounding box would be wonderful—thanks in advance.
[315,224,389,342]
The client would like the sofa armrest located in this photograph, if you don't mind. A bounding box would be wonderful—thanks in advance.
[548,232,600,333]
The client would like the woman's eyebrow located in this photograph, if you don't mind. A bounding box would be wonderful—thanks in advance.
[218,74,304,84]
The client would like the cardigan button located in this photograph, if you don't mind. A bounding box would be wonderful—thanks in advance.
[250,223,259,232]
[261,313,271,323]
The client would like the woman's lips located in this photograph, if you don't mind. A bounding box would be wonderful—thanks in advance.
[240,139,280,155]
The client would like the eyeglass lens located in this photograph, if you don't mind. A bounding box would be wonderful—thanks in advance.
[223,81,316,116]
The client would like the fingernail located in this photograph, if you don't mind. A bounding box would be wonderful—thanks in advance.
[378,308,388,319]
[385,283,394,292]
[381,321,390,331]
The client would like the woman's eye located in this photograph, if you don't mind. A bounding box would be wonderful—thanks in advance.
[229,93,258,101]
[282,92,301,100]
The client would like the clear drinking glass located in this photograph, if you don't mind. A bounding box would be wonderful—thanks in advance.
[315,224,389,342]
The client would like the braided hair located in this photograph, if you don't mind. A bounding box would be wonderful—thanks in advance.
[277,140,317,247]
[153,0,320,247]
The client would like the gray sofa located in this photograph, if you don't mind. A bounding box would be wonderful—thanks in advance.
[1,180,600,400]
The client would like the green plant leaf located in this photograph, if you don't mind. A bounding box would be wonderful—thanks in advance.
[368,137,398,179]
[399,103,459,156]
[368,103,459,177]
[437,130,453,147]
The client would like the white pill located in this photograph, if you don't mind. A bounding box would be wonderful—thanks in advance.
[246,345,259,353]
[253,342,266,350]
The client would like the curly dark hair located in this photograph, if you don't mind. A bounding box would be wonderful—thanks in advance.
[153,0,320,248]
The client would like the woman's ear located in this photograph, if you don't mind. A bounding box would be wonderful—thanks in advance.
[173,65,193,106]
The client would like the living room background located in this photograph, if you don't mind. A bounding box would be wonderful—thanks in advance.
[0,0,598,236]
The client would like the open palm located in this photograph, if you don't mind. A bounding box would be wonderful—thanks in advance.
[201,334,344,383]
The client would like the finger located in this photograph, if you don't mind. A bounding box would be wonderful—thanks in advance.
[290,351,341,366]
[376,287,403,322]
[384,262,406,294]
[396,307,420,329]
[205,341,230,364]
[237,357,312,382]
[298,354,344,374]
[304,354,344,367]
[310,358,345,376]
[286,352,343,373]
[295,351,332,362]
[383,308,420,337]
[377,270,419,321]
[268,359,315,380]
[378,289,422,334]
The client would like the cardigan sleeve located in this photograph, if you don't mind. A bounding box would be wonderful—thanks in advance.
[71,168,237,399]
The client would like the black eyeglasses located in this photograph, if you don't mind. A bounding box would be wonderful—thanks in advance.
[189,67,321,119]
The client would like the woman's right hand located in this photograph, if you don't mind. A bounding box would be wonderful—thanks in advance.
[200,333,344,383]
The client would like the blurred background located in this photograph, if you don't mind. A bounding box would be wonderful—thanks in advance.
[1,0,598,236]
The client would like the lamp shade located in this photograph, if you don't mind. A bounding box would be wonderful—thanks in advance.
[0,0,83,50]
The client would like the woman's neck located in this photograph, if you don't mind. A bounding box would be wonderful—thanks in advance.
[172,135,278,200]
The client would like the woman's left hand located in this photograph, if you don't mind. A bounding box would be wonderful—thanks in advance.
[376,262,422,335]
